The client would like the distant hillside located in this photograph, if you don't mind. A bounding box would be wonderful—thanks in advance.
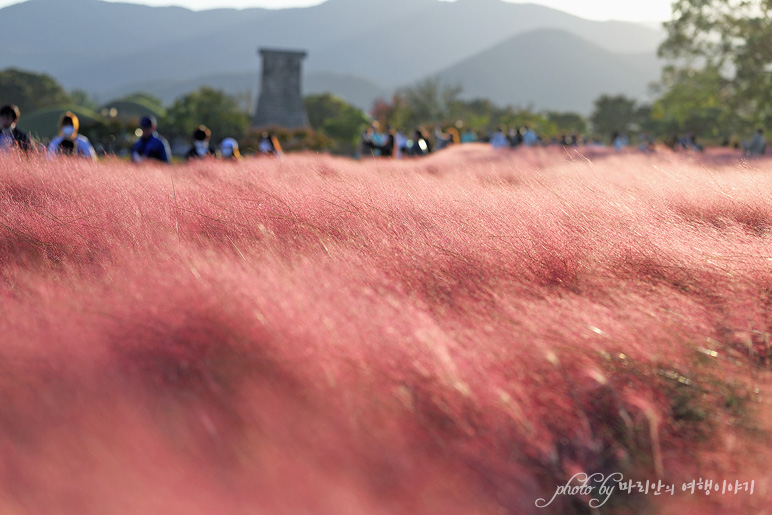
[1,0,434,90]
[0,0,269,72]
[435,29,663,113]
[314,0,665,84]
[0,0,665,113]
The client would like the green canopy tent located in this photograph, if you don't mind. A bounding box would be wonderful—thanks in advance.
[98,99,166,127]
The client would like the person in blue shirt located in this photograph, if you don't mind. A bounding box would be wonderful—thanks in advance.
[47,112,97,160]
[219,137,242,160]
[131,116,171,164]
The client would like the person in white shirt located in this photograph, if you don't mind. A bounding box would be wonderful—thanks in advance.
[47,112,97,160]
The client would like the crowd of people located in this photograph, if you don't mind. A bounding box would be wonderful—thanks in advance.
[359,120,768,158]
[359,122,607,158]
[0,103,282,164]
[2,102,768,162]
[359,122,431,158]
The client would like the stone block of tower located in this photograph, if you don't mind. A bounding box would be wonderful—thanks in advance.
[252,48,309,129]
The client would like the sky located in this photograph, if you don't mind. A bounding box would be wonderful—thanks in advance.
[0,0,674,22]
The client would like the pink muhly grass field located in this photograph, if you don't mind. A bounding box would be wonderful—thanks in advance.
[1,144,771,514]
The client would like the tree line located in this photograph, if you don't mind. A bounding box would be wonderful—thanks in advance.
[0,67,656,157]
[3,0,770,157]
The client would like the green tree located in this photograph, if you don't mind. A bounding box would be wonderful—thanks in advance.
[373,78,463,131]
[0,68,71,113]
[659,0,772,125]
[452,98,496,132]
[69,89,99,111]
[546,112,588,136]
[164,87,249,141]
[649,65,740,142]
[305,93,369,155]
[496,107,556,136]
[371,93,411,131]
[372,82,578,138]
[590,95,641,139]
[399,78,463,130]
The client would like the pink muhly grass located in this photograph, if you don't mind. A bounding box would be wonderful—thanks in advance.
[0,146,771,514]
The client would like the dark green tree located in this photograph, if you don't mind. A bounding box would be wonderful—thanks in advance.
[371,94,411,131]
[164,87,249,141]
[0,68,71,113]
[69,89,99,111]
[546,112,588,135]
[590,95,641,139]
[305,93,369,155]
[399,78,463,130]
[649,65,740,142]
[495,107,556,136]
[659,0,772,125]
[451,98,496,132]
[373,78,463,131]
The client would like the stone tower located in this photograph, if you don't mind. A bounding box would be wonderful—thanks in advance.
[252,48,309,129]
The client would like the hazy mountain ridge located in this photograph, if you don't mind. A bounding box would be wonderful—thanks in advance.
[0,0,665,113]
[435,29,663,113]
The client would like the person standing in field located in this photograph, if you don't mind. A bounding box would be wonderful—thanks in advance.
[395,129,408,158]
[490,127,509,148]
[47,112,97,160]
[522,126,539,146]
[132,116,171,164]
[360,126,376,157]
[257,132,282,157]
[638,132,655,152]
[508,127,522,147]
[407,128,432,156]
[185,125,218,160]
[612,131,629,151]
[461,128,477,143]
[378,126,396,158]
[744,128,766,156]
[435,127,459,150]
[219,137,242,160]
[369,121,385,155]
[0,104,31,153]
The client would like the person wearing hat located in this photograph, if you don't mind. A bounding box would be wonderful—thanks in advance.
[0,104,31,153]
[219,137,242,160]
[47,111,97,160]
[185,125,217,160]
[132,116,171,164]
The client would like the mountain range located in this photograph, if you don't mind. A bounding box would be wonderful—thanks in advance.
[0,0,666,114]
